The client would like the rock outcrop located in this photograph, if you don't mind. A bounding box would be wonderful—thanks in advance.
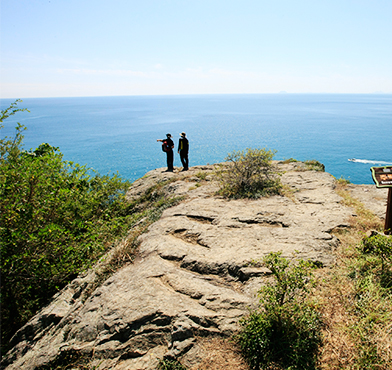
[3,162,388,370]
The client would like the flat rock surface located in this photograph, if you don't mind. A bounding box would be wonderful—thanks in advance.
[3,163,388,370]
[346,184,388,219]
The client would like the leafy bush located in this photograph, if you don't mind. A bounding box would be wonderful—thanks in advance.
[237,252,323,370]
[0,101,141,352]
[304,160,325,172]
[216,147,282,199]
[356,232,392,295]
[362,233,392,272]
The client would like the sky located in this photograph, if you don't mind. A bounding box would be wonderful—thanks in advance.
[1,0,391,98]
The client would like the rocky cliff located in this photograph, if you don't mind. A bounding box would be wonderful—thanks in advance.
[2,162,388,370]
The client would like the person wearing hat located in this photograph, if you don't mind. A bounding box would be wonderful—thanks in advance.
[157,133,174,172]
[178,132,189,171]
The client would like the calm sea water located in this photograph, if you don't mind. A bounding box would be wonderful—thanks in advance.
[1,94,391,184]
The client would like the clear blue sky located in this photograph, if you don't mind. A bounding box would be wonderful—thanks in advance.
[1,0,391,98]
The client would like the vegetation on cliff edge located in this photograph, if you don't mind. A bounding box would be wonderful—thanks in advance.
[215,147,282,199]
[0,101,181,355]
[316,183,392,369]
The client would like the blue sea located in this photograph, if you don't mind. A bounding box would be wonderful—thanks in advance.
[1,94,391,185]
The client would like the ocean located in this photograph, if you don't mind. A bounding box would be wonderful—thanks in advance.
[1,94,391,185]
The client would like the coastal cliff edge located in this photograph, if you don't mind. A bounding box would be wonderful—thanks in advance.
[2,161,388,370]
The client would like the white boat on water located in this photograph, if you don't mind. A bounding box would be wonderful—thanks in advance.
[348,158,392,165]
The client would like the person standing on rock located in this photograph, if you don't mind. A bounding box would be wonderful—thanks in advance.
[178,132,189,171]
[157,133,174,172]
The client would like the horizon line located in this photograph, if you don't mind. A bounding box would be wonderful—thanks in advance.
[2,91,392,101]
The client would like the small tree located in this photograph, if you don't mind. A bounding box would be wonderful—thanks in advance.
[216,147,281,199]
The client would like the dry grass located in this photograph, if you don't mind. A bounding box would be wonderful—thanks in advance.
[316,267,357,368]
[189,337,249,370]
[334,182,383,231]
[314,182,392,369]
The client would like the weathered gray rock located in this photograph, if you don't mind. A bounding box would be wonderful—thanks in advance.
[3,163,388,370]
[346,184,388,219]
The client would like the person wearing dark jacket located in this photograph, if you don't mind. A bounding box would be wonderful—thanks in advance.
[178,132,189,171]
[157,133,174,171]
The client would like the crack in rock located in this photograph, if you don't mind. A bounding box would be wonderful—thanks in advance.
[171,229,209,248]
[233,216,289,227]
[186,215,216,224]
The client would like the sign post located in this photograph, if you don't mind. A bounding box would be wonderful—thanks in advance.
[386,188,392,235]
[370,166,392,235]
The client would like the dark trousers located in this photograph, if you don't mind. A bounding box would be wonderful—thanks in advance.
[166,150,174,170]
[179,150,188,170]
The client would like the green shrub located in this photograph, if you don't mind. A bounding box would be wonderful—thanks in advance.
[358,233,392,290]
[0,101,181,353]
[304,160,325,172]
[335,176,351,185]
[237,252,323,370]
[362,233,392,268]
[216,147,282,199]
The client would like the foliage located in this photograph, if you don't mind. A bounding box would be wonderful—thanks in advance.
[237,252,323,370]
[349,274,392,368]
[342,233,392,366]
[316,185,391,368]
[334,176,351,185]
[195,170,208,181]
[157,359,187,370]
[362,233,392,278]
[216,147,282,199]
[280,157,298,164]
[0,101,180,354]
[0,99,28,162]
[304,160,325,172]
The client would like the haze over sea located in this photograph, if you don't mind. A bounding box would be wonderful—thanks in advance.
[1,94,391,185]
